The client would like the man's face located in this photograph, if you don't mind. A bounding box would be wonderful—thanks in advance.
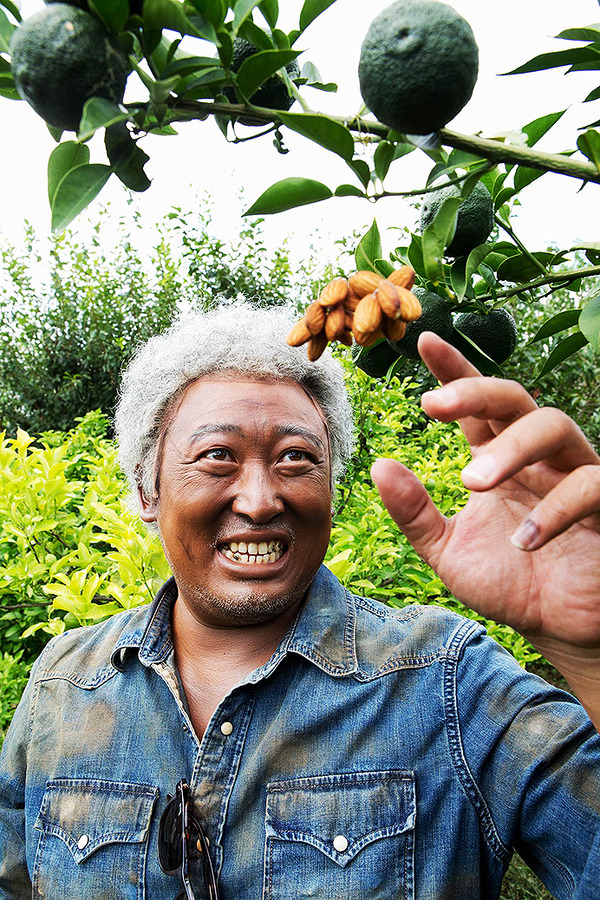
[140,377,333,628]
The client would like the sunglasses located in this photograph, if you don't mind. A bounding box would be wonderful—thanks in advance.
[158,779,221,900]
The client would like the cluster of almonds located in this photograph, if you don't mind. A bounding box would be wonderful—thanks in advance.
[286,265,421,361]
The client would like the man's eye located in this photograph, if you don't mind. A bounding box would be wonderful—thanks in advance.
[282,449,309,462]
[204,448,230,461]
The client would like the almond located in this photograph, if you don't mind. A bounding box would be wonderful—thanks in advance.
[348,270,383,298]
[286,317,311,347]
[397,287,422,322]
[377,280,402,320]
[383,317,407,341]
[307,331,329,361]
[344,289,361,312]
[354,324,385,347]
[305,300,327,335]
[353,292,383,337]
[337,329,353,347]
[388,265,416,290]
[324,303,346,341]
[319,277,349,307]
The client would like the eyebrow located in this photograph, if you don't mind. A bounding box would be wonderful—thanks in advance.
[189,423,327,455]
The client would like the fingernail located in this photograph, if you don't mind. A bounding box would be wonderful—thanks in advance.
[510,518,540,550]
[462,454,497,484]
[431,385,458,405]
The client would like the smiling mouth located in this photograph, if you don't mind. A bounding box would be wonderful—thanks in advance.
[219,540,286,565]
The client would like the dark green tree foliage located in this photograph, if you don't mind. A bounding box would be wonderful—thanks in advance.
[0,202,305,436]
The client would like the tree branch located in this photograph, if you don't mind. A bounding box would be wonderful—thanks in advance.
[477,264,600,303]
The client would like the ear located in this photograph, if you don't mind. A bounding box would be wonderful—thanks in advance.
[137,482,158,523]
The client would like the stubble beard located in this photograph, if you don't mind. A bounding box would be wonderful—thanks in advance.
[176,574,315,626]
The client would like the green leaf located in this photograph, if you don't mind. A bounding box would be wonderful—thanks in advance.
[47,141,91,206]
[235,49,299,98]
[88,0,130,32]
[277,111,354,162]
[450,243,493,301]
[77,98,129,141]
[144,0,216,40]
[505,46,600,75]
[232,0,261,34]
[530,309,581,343]
[584,85,600,103]
[299,0,336,32]
[577,129,600,170]
[51,164,113,232]
[496,251,555,283]
[244,177,332,215]
[334,184,364,197]
[579,294,600,350]
[346,158,370,188]
[0,0,21,22]
[160,55,220,79]
[0,6,16,53]
[452,328,505,376]
[355,219,382,271]
[374,141,395,182]
[534,332,589,380]
[187,0,226,28]
[105,123,151,192]
[557,27,600,42]
[521,110,566,147]
[407,233,424,277]
[421,195,462,282]
[258,0,278,28]
[513,165,545,192]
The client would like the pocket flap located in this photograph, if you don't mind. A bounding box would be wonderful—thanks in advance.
[34,778,158,863]
[266,769,415,867]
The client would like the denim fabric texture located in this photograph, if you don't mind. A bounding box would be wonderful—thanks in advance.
[1,565,599,899]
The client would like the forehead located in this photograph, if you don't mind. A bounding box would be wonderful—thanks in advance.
[167,376,329,441]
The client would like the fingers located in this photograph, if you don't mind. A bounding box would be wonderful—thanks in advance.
[460,407,600,490]
[422,368,538,448]
[417,331,482,383]
[511,464,600,550]
[370,458,448,569]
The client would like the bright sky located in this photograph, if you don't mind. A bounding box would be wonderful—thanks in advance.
[2,0,600,260]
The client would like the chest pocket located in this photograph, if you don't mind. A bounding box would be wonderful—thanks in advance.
[33,778,158,900]
[264,769,416,900]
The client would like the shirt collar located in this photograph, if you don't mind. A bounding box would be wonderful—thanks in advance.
[111,566,358,678]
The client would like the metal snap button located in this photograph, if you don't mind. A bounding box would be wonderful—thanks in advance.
[220,721,233,735]
[77,834,90,850]
[333,834,349,852]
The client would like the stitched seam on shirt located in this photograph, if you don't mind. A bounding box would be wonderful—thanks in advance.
[526,842,575,895]
[353,595,424,622]
[443,620,512,863]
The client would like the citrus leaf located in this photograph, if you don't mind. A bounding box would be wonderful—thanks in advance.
[514,166,545,192]
[422,194,461,283]
[530,309,581,343]
[584,85,600,103]
[0,6,16,53]
[496,251,555,283]
[558,27,600,41]
[277,111,354,161]
[88,0,129,32]
[187,0,226,28]
[160,55,218,79]
[504,46,600,75]
[244,177,332,215]
[452,328,505,376]
[579,294,600,350]
[232,0,261,34]
[258,0,278,28]
[407,233,424,277]
[521,110,566,147]
[346,158,370,188]
[298,0,336,32]
[577,129,600,170]
[334,184,364,197]
[105,123,151,193]
[355,219,382,271]
[0,0,21,22]
[47,142,91,206]
[144,0,216,40]
[374,141,395,182]
[451,243,493,301]
[534,332,589,380]
[77,98,129,141]
[51,164,113,233]
[235,49,299,98]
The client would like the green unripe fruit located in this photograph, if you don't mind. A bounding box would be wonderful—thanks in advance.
[351,339,402,378]
[10,4,129,132]
[358,0,478,135]
[453,307,518,364]
[223,38,300,126]
[420,182,494,258]
[388,288,454,360]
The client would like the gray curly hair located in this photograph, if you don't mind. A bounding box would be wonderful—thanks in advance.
[115,303,355,510]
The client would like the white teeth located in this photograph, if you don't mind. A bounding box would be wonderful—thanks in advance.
[220,540,284,564]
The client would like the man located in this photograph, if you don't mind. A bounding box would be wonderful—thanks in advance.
[1,303,599,899]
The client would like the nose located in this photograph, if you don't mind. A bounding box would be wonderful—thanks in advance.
[230,462,284,523]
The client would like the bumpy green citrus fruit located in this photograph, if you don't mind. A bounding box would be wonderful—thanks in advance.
[358,0,478,135]
[223,38,300,126]
[420,181,494,258]
[388,288,454,360]
[453,307,517,364]
[10,4,129,132]
[351,339,402,378]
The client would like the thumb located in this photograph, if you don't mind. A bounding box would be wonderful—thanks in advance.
[370,458,448,568]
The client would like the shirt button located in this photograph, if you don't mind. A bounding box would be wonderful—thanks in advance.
[77,834,90,850]
[333,835,349,852]
[220,721,233,736]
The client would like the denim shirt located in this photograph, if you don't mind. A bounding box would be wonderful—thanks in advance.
[1,565,599,900]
